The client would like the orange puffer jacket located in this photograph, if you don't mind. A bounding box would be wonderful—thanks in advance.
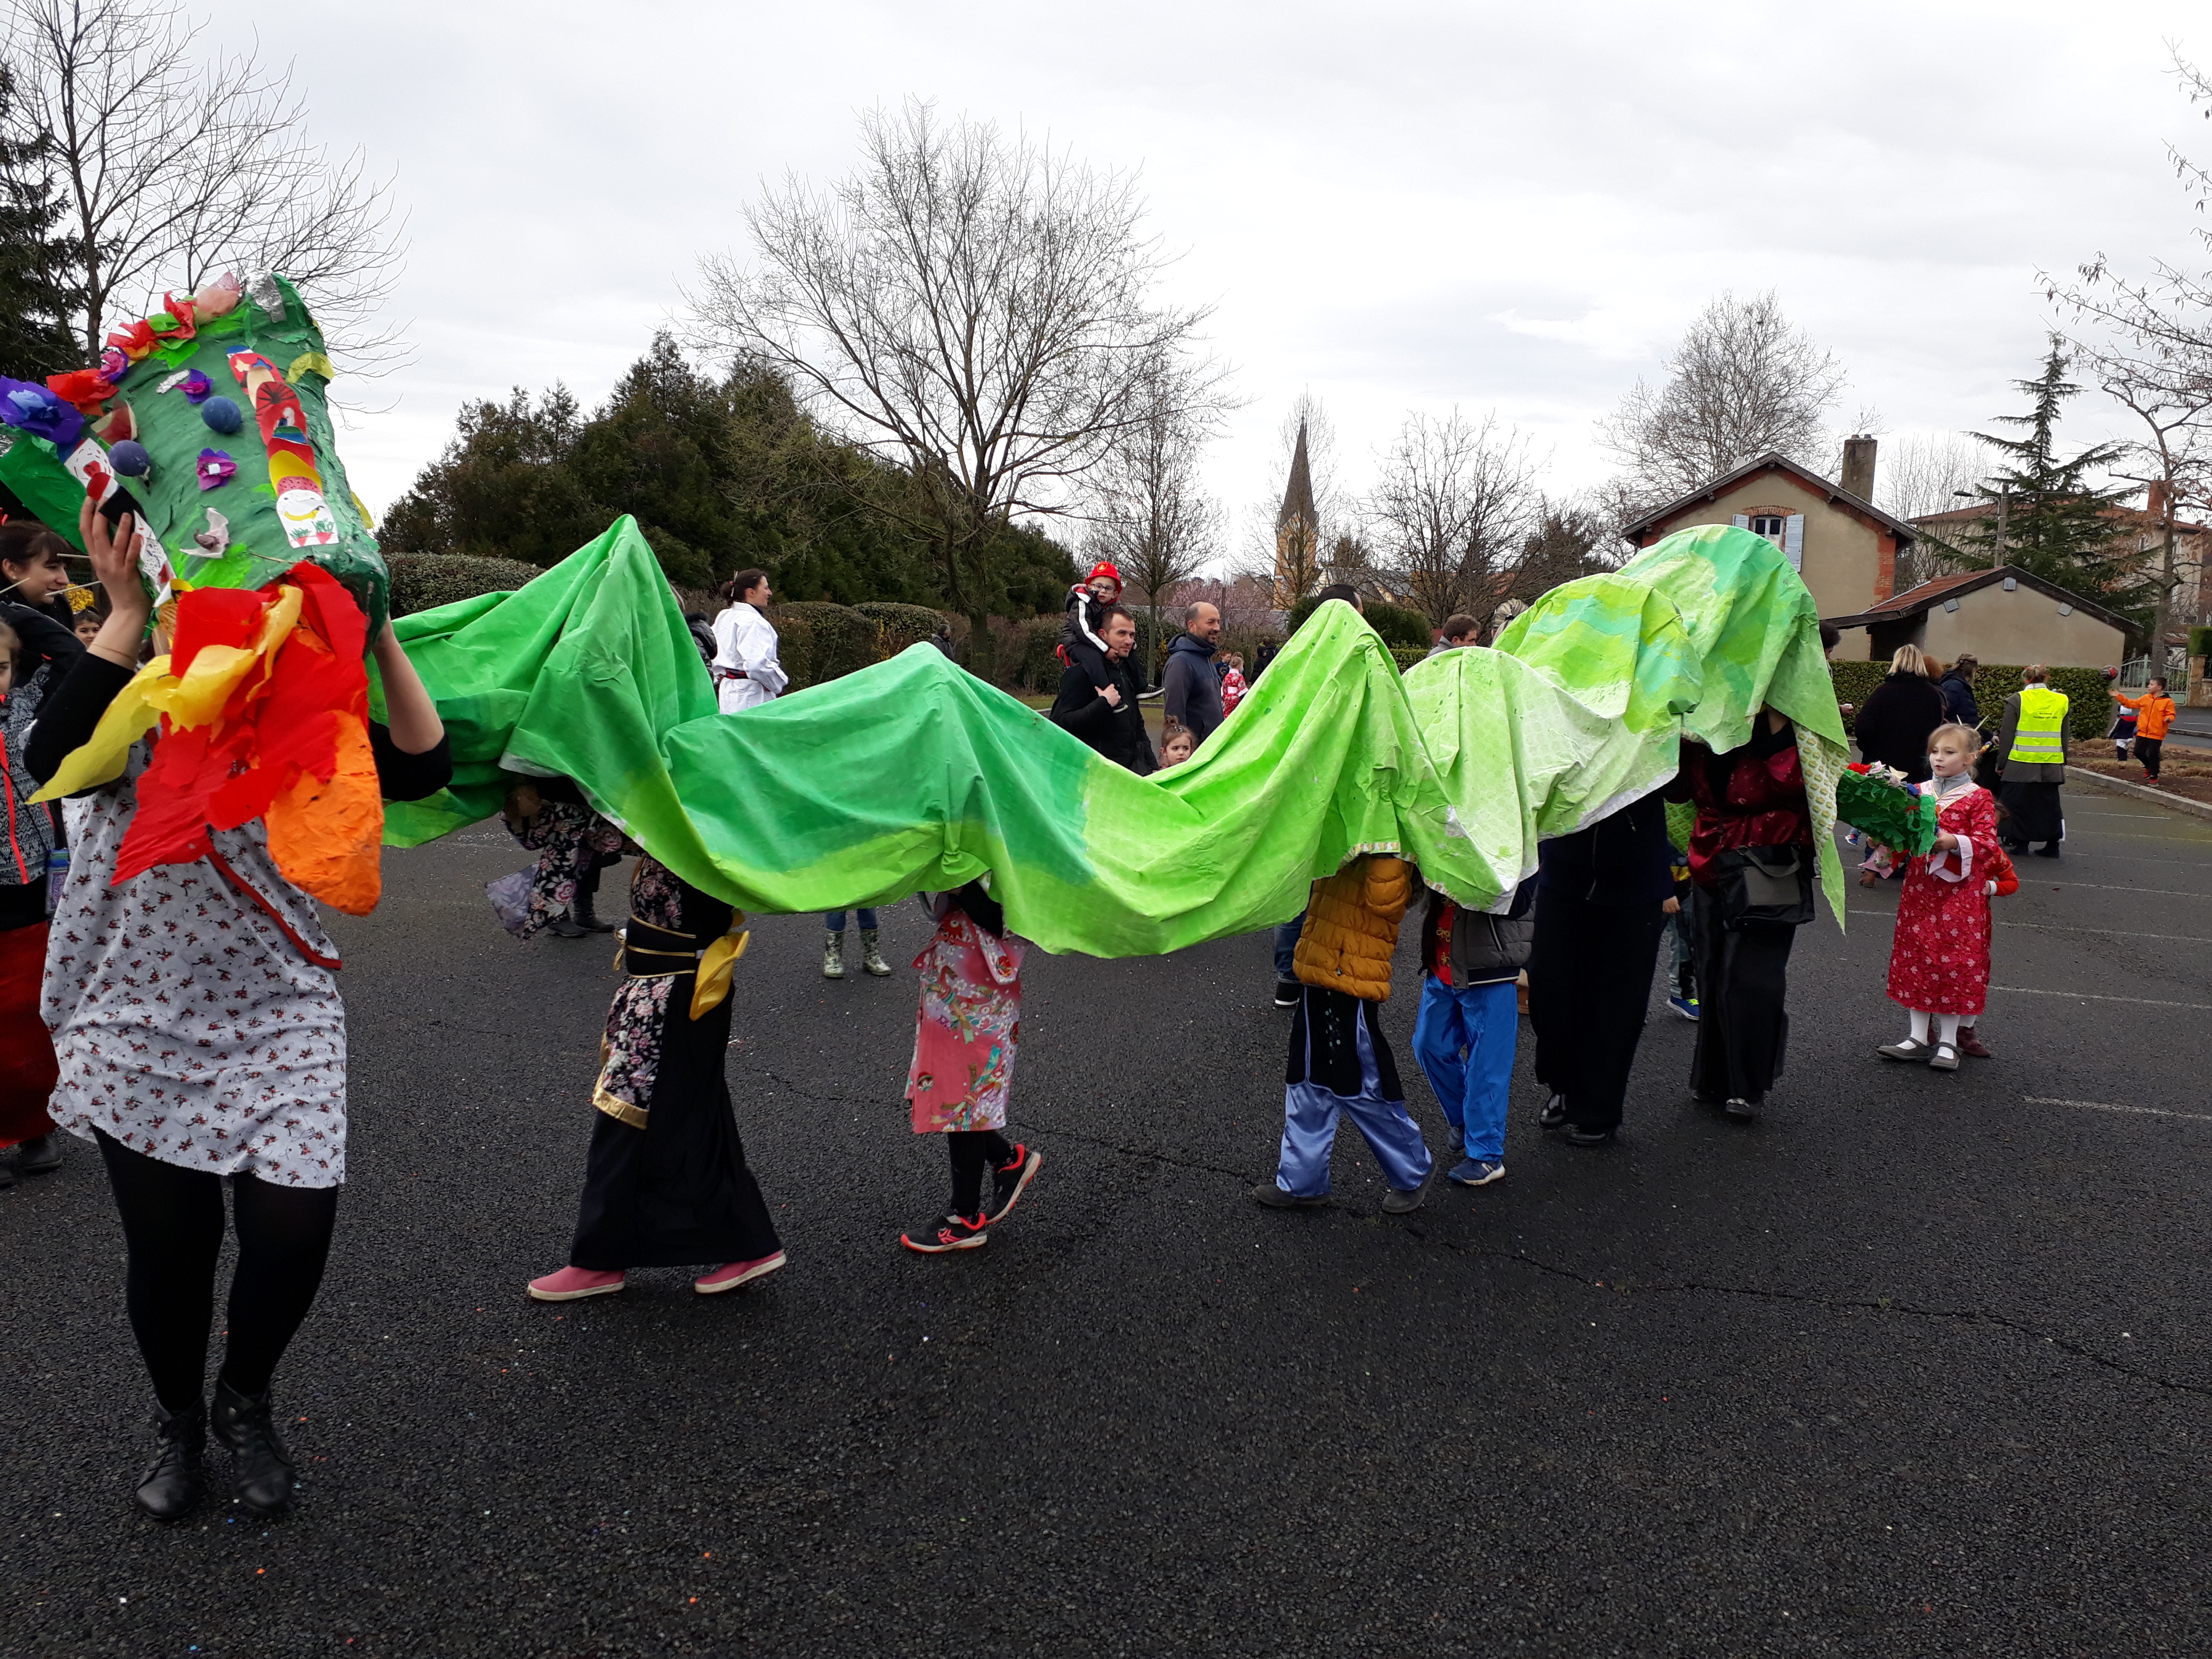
[1292,854,1412,1002]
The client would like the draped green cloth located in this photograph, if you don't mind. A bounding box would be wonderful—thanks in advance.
[385,517,1848,953]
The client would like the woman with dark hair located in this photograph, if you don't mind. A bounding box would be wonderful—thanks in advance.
[1850,645,1948,781]
[709,568,787,714]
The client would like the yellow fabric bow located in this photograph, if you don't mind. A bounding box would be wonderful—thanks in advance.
[689,915,751,1021]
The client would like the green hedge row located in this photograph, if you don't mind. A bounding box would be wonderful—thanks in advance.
[388,554,546,618]
[1829,662,2109,741]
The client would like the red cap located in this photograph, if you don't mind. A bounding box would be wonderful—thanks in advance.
[1086,561,1123,589]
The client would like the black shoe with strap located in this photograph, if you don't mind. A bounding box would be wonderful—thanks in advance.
[134,1399,206,1522]
[212,1379,297,1516]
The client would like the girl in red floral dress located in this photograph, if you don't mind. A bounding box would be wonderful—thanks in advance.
[1879,724,1999,1072]
[899,880,1044,1253]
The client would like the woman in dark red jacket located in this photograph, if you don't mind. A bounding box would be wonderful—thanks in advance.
[1672,709,1813,1122]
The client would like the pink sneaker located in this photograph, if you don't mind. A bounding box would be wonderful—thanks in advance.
[694,1251,787,1295]
[526,1266,626,1302]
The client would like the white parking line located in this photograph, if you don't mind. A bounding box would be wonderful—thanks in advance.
[2026,1097,2212,1125]
[1992,987,2212,1010]
[2015,883,2212,898]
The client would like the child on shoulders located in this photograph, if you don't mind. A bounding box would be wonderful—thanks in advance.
[1057,562,1124,691]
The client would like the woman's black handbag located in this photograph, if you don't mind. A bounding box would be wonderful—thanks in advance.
[1712,845,1814,929]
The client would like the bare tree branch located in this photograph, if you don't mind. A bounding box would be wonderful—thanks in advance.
[3,0,408,375]
[1087,358,1223,645]
[1365,408,1542,628]
[1597,290,1845,510]
[685,100,1231,664]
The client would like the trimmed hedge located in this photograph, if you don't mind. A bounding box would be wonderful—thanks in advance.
[388,553,545,618]
[1390,645,1428,672]
[767,601,883,691]
[1829,662,2109,741]
[855,602,951,656]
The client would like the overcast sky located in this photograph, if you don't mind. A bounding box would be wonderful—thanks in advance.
[192,0,2209,564]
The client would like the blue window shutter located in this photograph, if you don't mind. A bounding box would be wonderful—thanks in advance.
[1783,514,1805,571]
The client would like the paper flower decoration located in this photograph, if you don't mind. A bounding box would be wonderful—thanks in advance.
[182,370,212,403]
[99,348,129,384]
[193,273,243,319]
[0,377,84,450]
[200,394,242,435]
[105,319,158,361]
[47,368,113,414]
[197,448,237,490]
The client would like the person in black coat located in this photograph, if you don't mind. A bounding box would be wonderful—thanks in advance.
[1527,791,1677,1146]
[1851,645,1949,781]
[1937,655,1979,726]
[1048,604,1156,775]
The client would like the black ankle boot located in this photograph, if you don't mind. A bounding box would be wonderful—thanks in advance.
[135,1399,206,1522]
[212,1379,296,1516]
[570,890,615,933]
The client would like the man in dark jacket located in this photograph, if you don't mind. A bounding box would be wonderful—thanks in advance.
[1160,601,1224,745]
[1048,606,1156,774]
[1937,655,1979,726]
[1412,876,1535,1187]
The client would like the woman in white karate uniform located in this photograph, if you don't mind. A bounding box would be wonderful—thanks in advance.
[710,570,788,714]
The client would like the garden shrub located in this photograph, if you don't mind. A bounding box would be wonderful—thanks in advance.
[1830,661,2109,741]
[766,601,878,690]
[854,602,951,659]
[388,554,545,618]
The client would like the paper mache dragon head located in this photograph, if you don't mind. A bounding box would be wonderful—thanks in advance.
[0,271,387,635]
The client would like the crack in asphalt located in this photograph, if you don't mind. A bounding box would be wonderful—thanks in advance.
[759,1071,2211,1401]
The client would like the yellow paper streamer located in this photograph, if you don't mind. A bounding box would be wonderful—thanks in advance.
[32,587,302,801]
[688,917,751,1021]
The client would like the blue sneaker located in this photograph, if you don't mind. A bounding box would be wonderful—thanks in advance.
[1667,993,1699,1022]
[1447,1156,1505,1187]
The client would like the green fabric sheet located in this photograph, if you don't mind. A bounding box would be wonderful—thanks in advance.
[387,517,1849,954]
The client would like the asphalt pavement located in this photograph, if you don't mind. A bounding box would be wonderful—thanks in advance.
[6,791,2212,1657]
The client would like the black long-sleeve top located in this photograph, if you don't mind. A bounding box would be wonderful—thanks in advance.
[26,652,453,801]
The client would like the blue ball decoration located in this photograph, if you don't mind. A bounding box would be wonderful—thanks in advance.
[200,395,243,435]
[108,439,153,477]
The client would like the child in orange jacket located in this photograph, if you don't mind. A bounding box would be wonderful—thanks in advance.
[1253,854,1435,1213]
[2111,679,2177,782]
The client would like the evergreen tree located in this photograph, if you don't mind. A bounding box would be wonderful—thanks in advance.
[0,63,80,378]
[1960,339,2136,602]
[380,337,1077,607]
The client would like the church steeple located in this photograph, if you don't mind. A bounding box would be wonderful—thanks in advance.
[1275,417,1320,602]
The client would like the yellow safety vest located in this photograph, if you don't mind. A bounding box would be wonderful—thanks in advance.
[2010,685,2069,765]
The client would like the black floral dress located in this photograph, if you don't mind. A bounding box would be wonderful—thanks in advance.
[565,856,783,1271]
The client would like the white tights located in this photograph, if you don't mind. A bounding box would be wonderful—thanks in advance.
[1907,1010,1961,1045]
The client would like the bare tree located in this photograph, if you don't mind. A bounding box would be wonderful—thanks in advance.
[2088,345,2212,672]
[1878,432,1990,522]
[686,101,1229,673]
[1087,363,1223,651]
[1513,495,1614,609]
[1597,290,1847,511]
[4,0,407,372]
[1365,408,1541,629]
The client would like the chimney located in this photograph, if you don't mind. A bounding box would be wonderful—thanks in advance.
[1840,434,1877,501]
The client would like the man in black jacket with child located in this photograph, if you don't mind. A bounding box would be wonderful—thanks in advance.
[1048,604,1156,775]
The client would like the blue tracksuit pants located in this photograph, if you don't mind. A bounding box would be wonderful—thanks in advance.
[1274,985,1432,1198]
[1411,976,1518,1162]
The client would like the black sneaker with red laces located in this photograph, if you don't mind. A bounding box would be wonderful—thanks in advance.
[900,1212,989,1253]
[987,1145,1043,1223]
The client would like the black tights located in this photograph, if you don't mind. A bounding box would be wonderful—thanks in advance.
[947,1129,1015,1217]
[95,1131,339,1413]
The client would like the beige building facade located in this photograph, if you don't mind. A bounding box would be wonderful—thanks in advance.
[1825,567,2129,670]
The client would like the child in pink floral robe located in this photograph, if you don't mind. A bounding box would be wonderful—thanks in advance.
[1879,724,1999,1072]
[900,881,1043,1252]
